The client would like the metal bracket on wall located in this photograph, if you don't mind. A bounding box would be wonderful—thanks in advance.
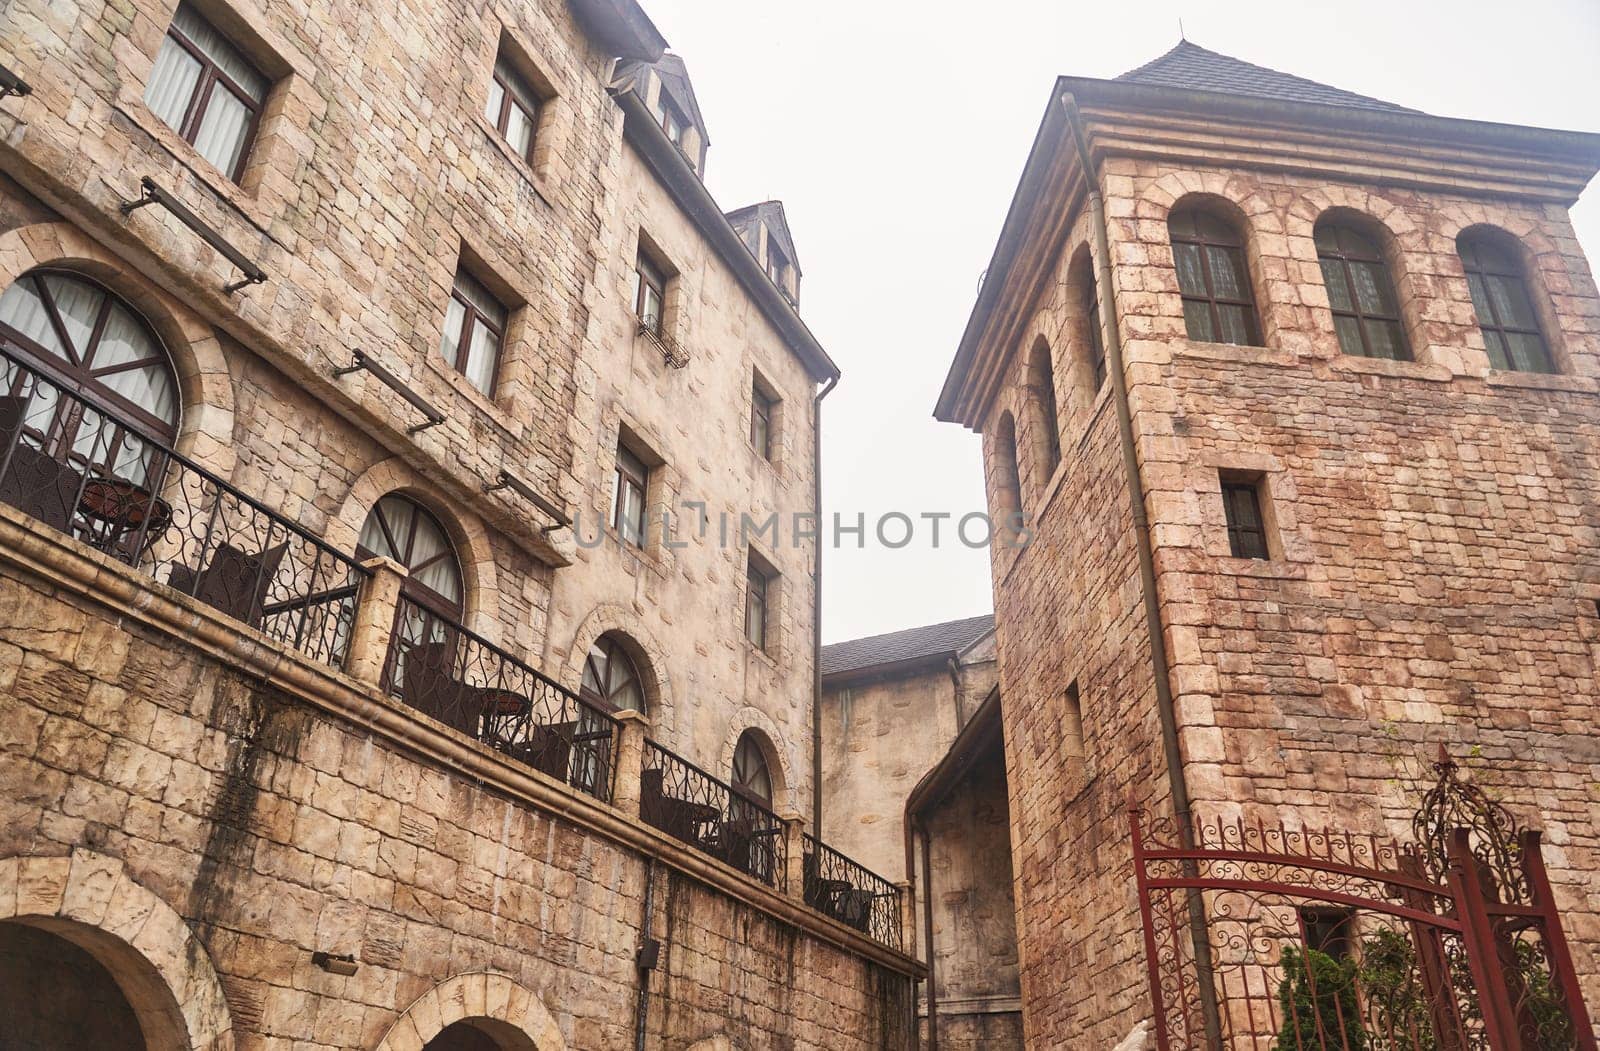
[0,62,32,102]
[483,470,571,533]
[118,176,267,293]
[332,350,445,434]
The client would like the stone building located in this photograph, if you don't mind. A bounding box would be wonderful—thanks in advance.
[817,615,1023,1050]
[937,41,1600,1046]
[0,0,920,1046]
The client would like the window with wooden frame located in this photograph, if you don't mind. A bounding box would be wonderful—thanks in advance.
[745,554,772,652]
[1084,276,1107,391]
[438,268,507,395]
[751,382,775,461]
[1315,222,1410,361]
[484,54,541,164]
[611,442,649,548]
[1458,234,1556,374]
[632,248,668,335]
[655,94,687,149]
[143,2,270,181]
[1221,476,1270,560]
[1169,207,1262,346]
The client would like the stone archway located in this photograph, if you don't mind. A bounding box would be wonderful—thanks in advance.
[0,850,235,1050]
[718,708,796,815]
[373,972,565,1051]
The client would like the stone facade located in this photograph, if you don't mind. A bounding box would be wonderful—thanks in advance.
[938,47,1600,1046]
[0,0,916,1044]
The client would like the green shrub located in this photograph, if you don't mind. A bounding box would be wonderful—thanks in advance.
[1275,944,1367,1051]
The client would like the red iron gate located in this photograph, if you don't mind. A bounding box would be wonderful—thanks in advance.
[1131,753,1595,1050]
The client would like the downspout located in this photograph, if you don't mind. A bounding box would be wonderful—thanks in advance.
[633,858,659,1051]
[920,824,939,1050]
[1060,94,1223,1049]
[812,373,839,835]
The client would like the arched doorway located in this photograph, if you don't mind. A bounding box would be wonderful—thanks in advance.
[0,920,147,1050]
[580,632,646,714]
[0,269,180,533]
[423,1018,537,1051]
[357,493,464,618]
[731,729,774,807]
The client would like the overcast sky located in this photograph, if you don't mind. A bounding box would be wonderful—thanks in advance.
[639,0,1600,644]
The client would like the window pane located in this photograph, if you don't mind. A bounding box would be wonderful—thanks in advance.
[1319,258,1353,313]
[1363,319,1408,362]
[1506,331,1554,374]
[1181,299,1214,342]
[1313,225,1339,254]
[0,277,67,357]
[192,83,254,177]
[1205,245,1247,300]
[438,297,466,368]
[42,273,105,360]
[1332,315,1365,357]
[484,79,505,125]
[1487,274,1539,329]
[1464,272,1494,323]
[144,36,203,131]
[642,285,663,329]
[173,3,267,101]
[1480,328,1510,370]
[506,102,534,158]
[465,319,499,393]
[1172,242,1207,297]
[1349,261,1395,315]
[453,272,506,328]
[98,306,178,425]
[1216,304,1251,345]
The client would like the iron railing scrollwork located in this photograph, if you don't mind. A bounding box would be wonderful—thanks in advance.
[380,596,620,804]
[640,739,785,889]
[0,344,367,669]
[637,317,689,369]
[803,833,902,950]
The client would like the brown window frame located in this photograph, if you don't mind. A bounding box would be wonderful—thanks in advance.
[745,555,770,651]
[731,730,774,805]
[657,96,687,147]
[612,443,649,548]
[1458,236,1556,374]
[487,58,540,164]
[1221,478,1269,560]
[633,250,668,335]
[751,384,774,461]
[156,9,268,182]
[440,269,507,395]
[1316,223,1411,361]
[1170,209,1262,346]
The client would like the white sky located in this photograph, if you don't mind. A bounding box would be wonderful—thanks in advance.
[638,0,1600,644]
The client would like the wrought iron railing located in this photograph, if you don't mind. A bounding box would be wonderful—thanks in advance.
[803,834,902,950]
[380,595,619,803]
[641,739,785,889]
[0,344,367,669]
[637,317,689,369]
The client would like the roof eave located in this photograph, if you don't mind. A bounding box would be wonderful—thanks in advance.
[568,0,666,63]
[614,91,839,383]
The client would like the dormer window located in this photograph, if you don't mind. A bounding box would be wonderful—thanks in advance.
[766,242,790,287]
[655,95,687,149]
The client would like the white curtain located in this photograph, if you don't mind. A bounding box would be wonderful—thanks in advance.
[97,304,178,429]
[0,278,64,356]
[143,35,202,131]
[193,85,253,176]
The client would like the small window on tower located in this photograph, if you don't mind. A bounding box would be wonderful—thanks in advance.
[1220,475,1270,560]
[751,382,775,461]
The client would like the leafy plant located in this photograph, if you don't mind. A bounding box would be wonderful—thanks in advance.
[1275,945,1368,1051]
[1356,928,1435,1050]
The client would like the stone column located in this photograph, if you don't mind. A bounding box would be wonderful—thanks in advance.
[781,812,807,901]
[344,556,407,688]
[611,710,650,816]
[895,879,916,956]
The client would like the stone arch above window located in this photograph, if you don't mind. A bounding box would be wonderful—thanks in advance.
[358,492,466,618]
[1168,197,1262,347]
[718,707,794,814]
[1023,336,1061,487]
[373,972,566,1051]
[563,604,674,731]
[1456,226,1559,374]
[1311,208,1413,362]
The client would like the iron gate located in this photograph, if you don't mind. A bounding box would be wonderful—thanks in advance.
[1131,751,1596,1050]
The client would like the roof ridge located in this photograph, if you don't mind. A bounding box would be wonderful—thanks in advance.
[1115,39,1419,114]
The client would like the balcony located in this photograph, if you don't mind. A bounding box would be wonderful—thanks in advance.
[0,340,908,952]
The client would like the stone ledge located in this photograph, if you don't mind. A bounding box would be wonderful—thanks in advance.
[1171,339,1297,369]
[1326,355,1454,383]
[1485,370,1600,396]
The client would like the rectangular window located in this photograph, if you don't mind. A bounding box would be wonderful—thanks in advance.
[1300,908,1354,960]
[485,55,540,163]
[1221,478,1269,560]
[633,250,667,335]
[655,95,687,148]
[612,443,649,547]
[751,385,774,461]
[745,556,769,651]
[143,2,269,181]
[438,269,506,395]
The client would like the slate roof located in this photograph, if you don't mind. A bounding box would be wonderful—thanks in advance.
[725,200,802,273]
[1117,41,1420,114]
[820,614,995,679]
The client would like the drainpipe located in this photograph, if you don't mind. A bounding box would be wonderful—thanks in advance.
[1060,94,1223,1049]
[633,858,659,1051]
[919,823,939,1050]
[812,373,839,835]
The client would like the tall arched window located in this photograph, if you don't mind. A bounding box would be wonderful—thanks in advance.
[1458,233,1555,374]
[1083,274,1106,392]
[731,730,774,806]
[0,270,179,487]
[357,494,464,617]
[581,632,645,713]
[993,411,1024,523]
[1027,338,1061,481]
[1315,221,1409,361]
[1169,206,1261,346]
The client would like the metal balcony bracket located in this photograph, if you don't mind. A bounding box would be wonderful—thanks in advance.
[0,62,32,102]
[118,177,267,294]
[483,470,571,533]
[332,350,445,434]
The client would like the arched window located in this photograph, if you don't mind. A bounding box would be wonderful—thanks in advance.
[1169,206,1261,346]
[1082,274,1107,392]
[1027,339,1061,481]
[581,632,645,713]
[993,411,1024,522]
[1458,233,1555,374]
[732,730,774,806]
[357,494,463,617]
[0,270,179,486]
[1315,221,1409,361]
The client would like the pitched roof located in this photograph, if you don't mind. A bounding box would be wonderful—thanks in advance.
[820,614,995,680]
[725,200,802,273]
[1117,41,1419,114]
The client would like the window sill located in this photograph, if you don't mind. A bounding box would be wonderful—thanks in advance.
[1485,370,1599,396]
[421,355,526,441]
[1172,339,1296,369]
[474,114,554,209]
[1213,556,1309,581]
[745,639,781,671]
[1327,355,1453,383]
